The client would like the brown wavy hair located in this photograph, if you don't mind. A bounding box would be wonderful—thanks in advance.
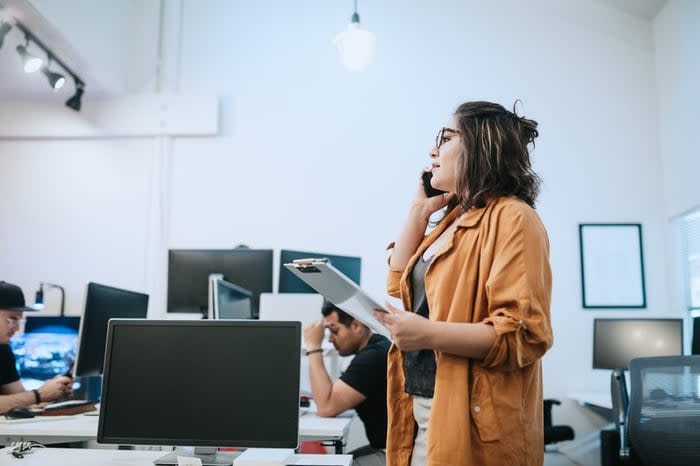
[449,100,541,211]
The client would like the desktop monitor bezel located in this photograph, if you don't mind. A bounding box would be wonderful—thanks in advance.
[97,319,301,449]
[592,318,684,370]
[278,249,361,294]
[73,282,149,378]
[167,249,273,318]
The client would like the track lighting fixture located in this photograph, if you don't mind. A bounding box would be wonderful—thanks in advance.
[1,19,86,111]
[42,57,66,90]
[0,20,11,49]
[65,80,84,111]
[16,40,42,73]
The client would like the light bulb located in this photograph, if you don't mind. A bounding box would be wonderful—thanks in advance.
[334,21,376,71]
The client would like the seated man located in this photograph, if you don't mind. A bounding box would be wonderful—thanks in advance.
[0,281,73,414]
[304,300,390,465]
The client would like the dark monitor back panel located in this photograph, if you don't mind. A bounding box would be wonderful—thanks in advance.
[98,319,300,448]
[593,318,684,370]
[10,316,81,387]
[279,249,361,293]
[74,282,149,377]
[216,280,253,320]
[692,316,700,355]
[167,249,273,318]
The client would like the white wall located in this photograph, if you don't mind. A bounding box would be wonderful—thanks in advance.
[654,0,700,220]
[1,0,692,438]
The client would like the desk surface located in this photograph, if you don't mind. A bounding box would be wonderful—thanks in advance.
[0,448,352,466]
[0,411,353,447]
[568,391,612,410]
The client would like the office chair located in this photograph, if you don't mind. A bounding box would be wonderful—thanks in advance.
[543,399,575,447]
[624,355,700,466]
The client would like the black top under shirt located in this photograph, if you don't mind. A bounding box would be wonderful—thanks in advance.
[339,333,390,449]
[403,255,437,398]
[0,344,20,386]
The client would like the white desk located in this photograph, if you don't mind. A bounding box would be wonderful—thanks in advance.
[0,447,352,465]
[0,412,353,453]
[568,391,612,410]
[568,391,613,422]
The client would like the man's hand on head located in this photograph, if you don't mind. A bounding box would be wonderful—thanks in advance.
[303,319,325,350]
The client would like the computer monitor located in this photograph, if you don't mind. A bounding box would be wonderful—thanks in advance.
[98,319,301,465]
[167,249,273,318]
[279,249,361,293]
[593,318,684,370]
[212,277,253,320]
[10,316,81,390]
[73,282,149,378]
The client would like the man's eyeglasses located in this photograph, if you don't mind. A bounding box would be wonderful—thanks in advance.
[435,127,460,150]
[4,317,25,327]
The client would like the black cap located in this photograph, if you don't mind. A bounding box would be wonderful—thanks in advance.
[0,281,38,312]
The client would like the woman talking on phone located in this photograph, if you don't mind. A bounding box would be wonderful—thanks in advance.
[379,101,553,466]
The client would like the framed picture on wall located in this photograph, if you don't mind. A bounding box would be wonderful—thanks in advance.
[578,223,647,308]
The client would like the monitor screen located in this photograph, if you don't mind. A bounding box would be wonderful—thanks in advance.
[74,283,149,377]
[10,316,81,389]
[167,249,273,318]
[213,279,253,320]
[593,318,684,370]
[279,249,361,294]
[98,319,300,451]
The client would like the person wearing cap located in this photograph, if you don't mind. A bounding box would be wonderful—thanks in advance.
[0,281,73,414]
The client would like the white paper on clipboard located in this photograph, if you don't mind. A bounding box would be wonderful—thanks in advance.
[283,259,392,340]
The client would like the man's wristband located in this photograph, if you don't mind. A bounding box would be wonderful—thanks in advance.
[305,348,323,356]
[32,389,41,404]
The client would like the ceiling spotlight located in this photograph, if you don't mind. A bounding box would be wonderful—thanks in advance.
[65,80,84,112]
[16,42,43,73]
[0,21,11,49]
[42,58,65,90]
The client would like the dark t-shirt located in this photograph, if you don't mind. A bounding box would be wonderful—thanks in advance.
[339,333,390,449]
[0,344,20,386]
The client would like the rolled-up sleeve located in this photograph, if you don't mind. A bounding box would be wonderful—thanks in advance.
[480,208,553,371]
[385,242,403,298]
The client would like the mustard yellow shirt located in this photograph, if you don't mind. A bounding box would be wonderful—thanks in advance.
[386,196,553,466]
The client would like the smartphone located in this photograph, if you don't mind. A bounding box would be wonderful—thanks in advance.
[422,171,447,197]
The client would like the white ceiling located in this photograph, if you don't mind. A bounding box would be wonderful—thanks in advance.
[596,0,668,19]
[0,0,671,104]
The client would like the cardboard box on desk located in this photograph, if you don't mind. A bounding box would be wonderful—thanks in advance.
[232,448,294,466]
[39,400,97,416]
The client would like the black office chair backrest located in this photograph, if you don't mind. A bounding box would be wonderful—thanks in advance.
[628,355,700,466]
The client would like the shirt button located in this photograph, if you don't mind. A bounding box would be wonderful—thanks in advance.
[473,406,481,413]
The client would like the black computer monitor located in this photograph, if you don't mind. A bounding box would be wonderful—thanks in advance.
[98,319,301,465]
[167,249,273,318]
[10,316,81,389]
[212,278,253,320]
[279,249,361,293]
[73,282,149,377]
[593,318,684,370]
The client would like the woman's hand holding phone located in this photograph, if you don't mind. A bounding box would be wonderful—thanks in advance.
[421,171,447,198]
[414,170,453,222]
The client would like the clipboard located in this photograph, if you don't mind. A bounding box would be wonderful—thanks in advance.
[283,258,391,340]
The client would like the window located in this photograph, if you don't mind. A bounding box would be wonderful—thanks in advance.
[680,208,700,312]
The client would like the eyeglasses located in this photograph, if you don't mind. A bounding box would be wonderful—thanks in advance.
[435,127,460,150]
[4,317,25,327]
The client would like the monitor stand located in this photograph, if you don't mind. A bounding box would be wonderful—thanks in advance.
[610,369,630,458]
[154,447,240,466]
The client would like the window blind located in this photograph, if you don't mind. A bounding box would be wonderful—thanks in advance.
[680,209,700,311]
